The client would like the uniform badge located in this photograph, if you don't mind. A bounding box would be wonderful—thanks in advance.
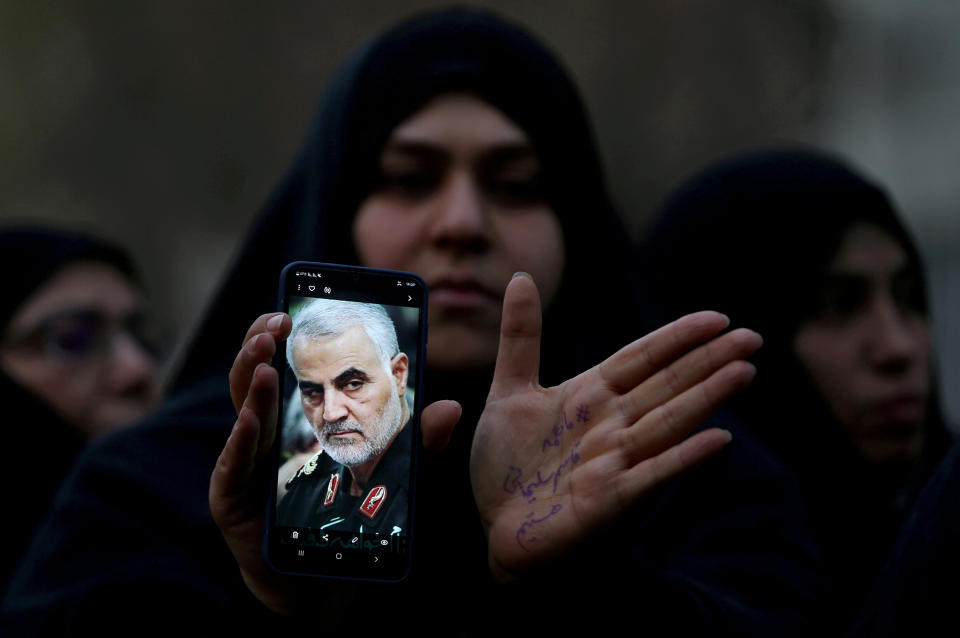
[301,453,319,476]
[323,473,340,506]
[286,452,321,489]
[359,485,387,519]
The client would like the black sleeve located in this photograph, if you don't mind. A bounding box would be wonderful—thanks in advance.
[0,381,283,635]
[846,442,960,638]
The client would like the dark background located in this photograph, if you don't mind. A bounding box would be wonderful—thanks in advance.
[2,1,956,426]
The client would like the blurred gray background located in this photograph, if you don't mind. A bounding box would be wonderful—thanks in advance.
[1,0,957,425]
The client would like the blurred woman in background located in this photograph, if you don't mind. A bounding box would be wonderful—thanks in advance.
[0,227,162,437]
[643,146,954,629]
[0,225,163,592]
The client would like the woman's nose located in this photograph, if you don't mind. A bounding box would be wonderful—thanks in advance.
[107,332,158,395]
[863,295,925,375]
[428,172,491,253]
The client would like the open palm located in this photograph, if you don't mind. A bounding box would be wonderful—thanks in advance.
[470,274,761,581]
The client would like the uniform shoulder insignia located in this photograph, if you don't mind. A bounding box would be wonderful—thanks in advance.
[323,472,340,506]
[359,485,387,520]
[285,451,322,488]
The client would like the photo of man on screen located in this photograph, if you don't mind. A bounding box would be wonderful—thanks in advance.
[277,298,412,535]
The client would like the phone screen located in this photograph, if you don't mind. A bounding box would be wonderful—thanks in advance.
[265,261,426,581]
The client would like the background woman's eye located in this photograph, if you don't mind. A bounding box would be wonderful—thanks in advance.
[815,277,868,321]
[48,321,101,357]
[41,311,108,358]
[891,270,926,315]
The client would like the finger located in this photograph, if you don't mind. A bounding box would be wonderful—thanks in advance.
[229,334,274,414]
[210,406,261,530]
[242,312,291,347]
[230,313,291,413]
[614,427,733,507]
[420,400,462,456]
[244,362,280,461]
[619,360,755,464]
[229,314,290,414]
[598,311,732,394]
[619,328,761,422]
[490,273,542,398]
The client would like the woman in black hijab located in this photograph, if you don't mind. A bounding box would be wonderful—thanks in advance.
[3,11,823,635]
[644,146,953,629]
[0,226,162,593]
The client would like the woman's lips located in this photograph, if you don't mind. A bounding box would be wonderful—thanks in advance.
[429,279,501,310]
[872,396,926,427]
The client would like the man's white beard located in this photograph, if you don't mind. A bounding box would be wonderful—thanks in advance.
[319,390,404,467]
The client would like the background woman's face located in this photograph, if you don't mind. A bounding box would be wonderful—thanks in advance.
[353,93,565,370]
[793,222,931,466]
[0,261,160,437]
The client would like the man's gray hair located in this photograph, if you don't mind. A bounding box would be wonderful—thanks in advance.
[286,298,399,375]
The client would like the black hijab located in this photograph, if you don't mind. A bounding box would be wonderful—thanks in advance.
[644,146,926,352]
[0,226,139,333]
[643,146,952,623]
[172,7,643,397]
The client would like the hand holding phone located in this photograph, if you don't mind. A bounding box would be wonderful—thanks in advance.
[210,270,458,612]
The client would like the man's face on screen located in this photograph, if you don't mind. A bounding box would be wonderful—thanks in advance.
[292,325,408,467]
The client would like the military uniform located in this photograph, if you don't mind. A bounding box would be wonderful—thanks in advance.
[277,422,412,535]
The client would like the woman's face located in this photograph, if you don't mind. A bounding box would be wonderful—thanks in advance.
[793,222,931,466]
[353,93,565,370]
[0,261,161,437]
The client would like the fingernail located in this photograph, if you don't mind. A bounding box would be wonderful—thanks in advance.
[246,334,261,354]
[513,271,532,280]
[721,429,733,443]
[267,314,283,331]
[719,313,730,327]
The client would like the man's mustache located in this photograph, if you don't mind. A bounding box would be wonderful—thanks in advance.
[321,419,364,437]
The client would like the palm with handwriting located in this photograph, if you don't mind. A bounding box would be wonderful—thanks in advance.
[470,274,761,581]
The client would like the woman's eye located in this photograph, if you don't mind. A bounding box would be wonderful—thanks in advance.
[815,278,868,321]
[379,171,440,199]
[485,177,544,206]
[48,323,100,357]
[891,270,926,315]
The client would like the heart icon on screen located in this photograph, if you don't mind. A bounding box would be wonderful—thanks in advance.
[308,285,316,292]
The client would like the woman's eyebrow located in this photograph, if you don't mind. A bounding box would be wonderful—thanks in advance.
[382,140,536,162]
[381,141,448,163]
[479,144,539,168]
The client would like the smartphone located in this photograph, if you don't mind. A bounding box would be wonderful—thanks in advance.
[264,261,426,581]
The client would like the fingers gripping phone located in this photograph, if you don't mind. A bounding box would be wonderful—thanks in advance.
[264,262,427,581]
